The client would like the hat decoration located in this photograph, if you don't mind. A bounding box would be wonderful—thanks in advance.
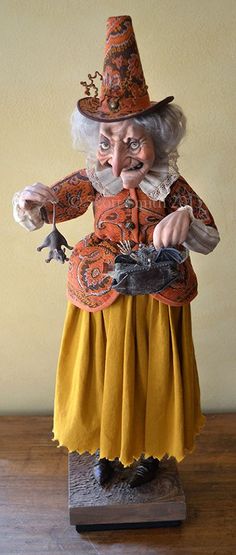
[78,15,174,122]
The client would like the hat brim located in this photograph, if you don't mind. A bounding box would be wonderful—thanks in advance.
[77,96,174,123]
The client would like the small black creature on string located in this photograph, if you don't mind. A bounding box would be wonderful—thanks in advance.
[37,203,73,263]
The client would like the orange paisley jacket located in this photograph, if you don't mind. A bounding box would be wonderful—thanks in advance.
[42,169,217,312]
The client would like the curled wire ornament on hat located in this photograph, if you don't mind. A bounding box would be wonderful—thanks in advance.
[80,72,103,98]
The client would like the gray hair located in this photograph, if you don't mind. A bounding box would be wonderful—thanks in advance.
[70,104,186,165]
[70,110,100,154]
[134,104,186,161]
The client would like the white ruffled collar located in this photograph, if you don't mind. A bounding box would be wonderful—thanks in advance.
[86,151,180,201]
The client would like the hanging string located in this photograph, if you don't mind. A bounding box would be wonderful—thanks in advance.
[52,201,56,228]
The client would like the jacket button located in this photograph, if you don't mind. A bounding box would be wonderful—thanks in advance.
[124,198,135,208]
[125,221,135,230]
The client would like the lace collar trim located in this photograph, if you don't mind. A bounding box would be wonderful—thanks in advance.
[86,152,180,202]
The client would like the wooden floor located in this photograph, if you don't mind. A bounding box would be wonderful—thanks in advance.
[0,415,235,555]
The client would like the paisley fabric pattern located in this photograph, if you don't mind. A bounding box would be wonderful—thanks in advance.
[67,235,119,311]
[44,170,217,311]
[42,168,95,224]
[165,177,216,225]
[94,188,166,244]
[99,16,150,114]
[78,16,173,122]
[153,256,198,306]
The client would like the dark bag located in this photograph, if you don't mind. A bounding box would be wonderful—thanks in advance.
[108,244,188,295]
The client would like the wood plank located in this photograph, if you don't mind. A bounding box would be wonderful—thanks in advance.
[69,453,186,528]
[0,414,235,554]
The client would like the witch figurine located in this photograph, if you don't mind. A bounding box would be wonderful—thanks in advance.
[13,16,220,487]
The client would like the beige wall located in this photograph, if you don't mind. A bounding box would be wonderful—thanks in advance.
[1,0,235,414]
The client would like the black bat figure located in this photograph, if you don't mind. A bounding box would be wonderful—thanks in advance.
[37,225,73,264]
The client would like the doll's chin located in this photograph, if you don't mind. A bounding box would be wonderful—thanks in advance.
[121,172,142,189]
[122,180,139,189]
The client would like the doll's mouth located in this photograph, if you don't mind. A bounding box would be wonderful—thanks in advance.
[126,162,143,172]
[104,161,144,172]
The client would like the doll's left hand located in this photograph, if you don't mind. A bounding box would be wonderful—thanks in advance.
[153,209,191,249]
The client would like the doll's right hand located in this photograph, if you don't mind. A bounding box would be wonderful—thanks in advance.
[18,182,58,210]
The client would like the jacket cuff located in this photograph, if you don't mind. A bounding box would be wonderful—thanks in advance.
[177,205,220,254]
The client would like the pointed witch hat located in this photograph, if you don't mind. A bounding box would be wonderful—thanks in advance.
[77,15,174,122]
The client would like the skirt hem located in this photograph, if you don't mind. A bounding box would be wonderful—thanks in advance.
[52,414,205,467]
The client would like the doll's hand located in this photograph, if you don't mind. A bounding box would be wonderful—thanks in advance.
[153,209,191,249]
[18,182,58,210]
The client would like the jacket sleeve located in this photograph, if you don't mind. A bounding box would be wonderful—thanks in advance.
[13,169,96,231]
[41,169,96,224]
[165,176,220,254]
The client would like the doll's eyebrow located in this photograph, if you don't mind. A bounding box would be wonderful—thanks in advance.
[99,134,110,142]
[99,133,140,145]
[126,137,140,144]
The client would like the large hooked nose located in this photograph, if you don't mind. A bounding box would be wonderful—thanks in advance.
[110,144,130,177]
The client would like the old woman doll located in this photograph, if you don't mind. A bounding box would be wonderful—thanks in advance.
[13,16,220,487]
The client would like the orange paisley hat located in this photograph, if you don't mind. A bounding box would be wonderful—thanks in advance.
[77,15,174,122]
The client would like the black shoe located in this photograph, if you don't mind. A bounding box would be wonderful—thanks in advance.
[93,457,114,485]
[129,457,159,488]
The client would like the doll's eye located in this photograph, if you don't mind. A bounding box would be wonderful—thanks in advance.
[129,140,140,151]
[99,140,110,151]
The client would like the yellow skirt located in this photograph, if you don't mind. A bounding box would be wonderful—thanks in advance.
[52,295,205,467]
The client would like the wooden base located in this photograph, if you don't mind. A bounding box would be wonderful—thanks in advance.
[68,453,186,531]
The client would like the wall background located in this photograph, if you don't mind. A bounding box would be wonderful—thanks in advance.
[1,0,235,414]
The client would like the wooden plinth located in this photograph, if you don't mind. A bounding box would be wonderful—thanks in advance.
[68,453,186,531]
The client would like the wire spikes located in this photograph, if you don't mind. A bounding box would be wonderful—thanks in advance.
[118,240,134,255]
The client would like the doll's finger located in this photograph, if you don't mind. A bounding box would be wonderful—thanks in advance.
[19,186,57,206]
[18,196,42,209]
[153,234,164,249]
[177,230,188,245]
[30,183,58,202]
[19,193,47,208]
[34,185,58,203]
[169,228,181,246]
[175,221,190,245]
[153,226,166,249]
[18,198,36,210]
[162,237,173,248]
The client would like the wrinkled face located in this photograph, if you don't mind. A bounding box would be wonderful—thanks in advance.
[97,120,155,189]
